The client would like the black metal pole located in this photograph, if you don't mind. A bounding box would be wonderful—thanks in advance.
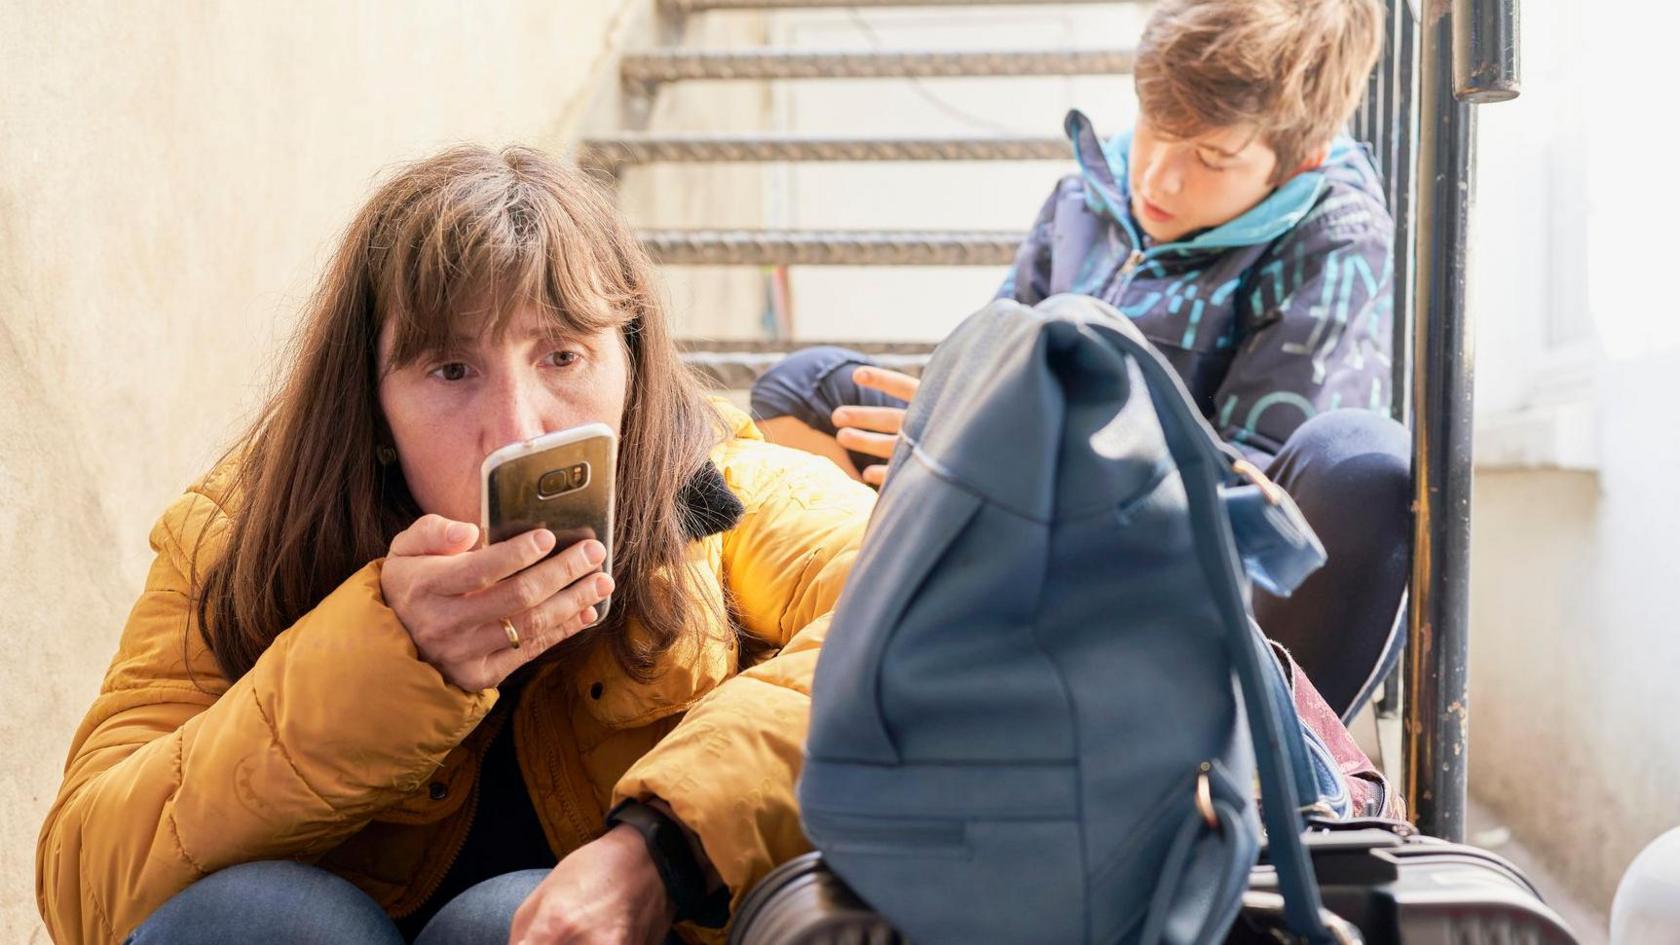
[1403,0,1468,841]
[1403,0,1517,841]
[1388,0,1420,430]
[1452,0,1521,103]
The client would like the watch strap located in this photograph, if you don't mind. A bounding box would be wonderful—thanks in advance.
[604,799,730,928]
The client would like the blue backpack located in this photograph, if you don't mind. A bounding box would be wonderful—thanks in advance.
[801,295,1351,945]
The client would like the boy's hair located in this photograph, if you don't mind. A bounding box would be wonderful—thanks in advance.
[1135,0,1386,182]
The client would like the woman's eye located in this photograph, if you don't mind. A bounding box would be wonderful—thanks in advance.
[546,350,581,368]
[430,362,471,382]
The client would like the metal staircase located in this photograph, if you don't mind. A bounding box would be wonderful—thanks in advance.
[620,47,1134,89]
[578,133,1068,175]
[584,0,1138,301]
[662,0,1113,9]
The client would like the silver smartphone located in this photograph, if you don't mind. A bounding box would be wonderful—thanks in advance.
[479,422,616,625]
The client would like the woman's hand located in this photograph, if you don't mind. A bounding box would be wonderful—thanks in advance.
[508,824,676,945]
[380,514,614,692]
[832,365,920,487]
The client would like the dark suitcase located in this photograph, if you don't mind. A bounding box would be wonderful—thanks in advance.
[1234,822,1578,945]
[730,825,1578,945]
[730,852,905,945]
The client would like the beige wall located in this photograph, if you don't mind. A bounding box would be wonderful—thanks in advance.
[0,2,692,938]
[1469,353,1680,914]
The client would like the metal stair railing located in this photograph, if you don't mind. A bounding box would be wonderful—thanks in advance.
[621,48,1135,91]
[578,133,1068,176]
[664,0,1122,10]
[640,229,1023,266]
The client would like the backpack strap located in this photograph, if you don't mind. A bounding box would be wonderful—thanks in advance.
[1049,298,1343,945]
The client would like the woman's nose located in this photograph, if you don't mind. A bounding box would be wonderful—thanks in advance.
[485,374,549,450]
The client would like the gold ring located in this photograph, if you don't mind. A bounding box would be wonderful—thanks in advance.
[501,618,521,650]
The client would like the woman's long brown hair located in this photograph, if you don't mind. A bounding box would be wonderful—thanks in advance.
[194,145,723,684]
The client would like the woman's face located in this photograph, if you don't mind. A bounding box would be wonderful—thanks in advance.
[377,305,630,528]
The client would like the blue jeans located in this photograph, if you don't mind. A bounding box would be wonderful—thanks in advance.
[123,860,550,945]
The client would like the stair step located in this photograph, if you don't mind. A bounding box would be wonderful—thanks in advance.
[579,133,1068,173]
[640,229,1023,266]
[680,340,938,389]
[621,48,1134,87]
[666,0,1119,10]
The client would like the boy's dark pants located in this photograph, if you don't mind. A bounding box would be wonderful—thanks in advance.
[753,346,1412,720]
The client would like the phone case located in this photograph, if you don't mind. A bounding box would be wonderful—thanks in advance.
[480,422,616,624]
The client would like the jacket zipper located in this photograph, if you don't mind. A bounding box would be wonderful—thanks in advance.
[1111,247,1154,302]
[388,772,483,920]
[388,712,508,921]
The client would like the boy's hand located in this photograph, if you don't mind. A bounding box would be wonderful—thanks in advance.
[832,366,919,487]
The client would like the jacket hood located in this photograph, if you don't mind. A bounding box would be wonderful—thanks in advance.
[1063,108,1383,253]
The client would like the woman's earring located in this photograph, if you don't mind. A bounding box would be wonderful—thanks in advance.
[376,444,398,466]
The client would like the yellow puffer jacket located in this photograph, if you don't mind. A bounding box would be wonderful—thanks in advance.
[35,405,876,945]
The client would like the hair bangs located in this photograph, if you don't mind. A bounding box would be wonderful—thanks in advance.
[373,157,637,372]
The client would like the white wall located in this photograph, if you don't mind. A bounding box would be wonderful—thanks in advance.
[1467,0,1680,911]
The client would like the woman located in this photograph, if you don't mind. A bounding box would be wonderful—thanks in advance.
[35,145,875,945]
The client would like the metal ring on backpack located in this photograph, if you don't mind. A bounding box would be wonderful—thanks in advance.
[1231,458,1286,507]
[1196,767,1219,830]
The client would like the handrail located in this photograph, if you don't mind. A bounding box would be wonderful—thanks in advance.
[1452,0,1521,103]
[1402,0,1521,841]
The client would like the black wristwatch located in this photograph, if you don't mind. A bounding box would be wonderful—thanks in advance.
[604,799,730,928]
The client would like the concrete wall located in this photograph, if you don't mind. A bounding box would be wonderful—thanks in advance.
[0,2,698,938]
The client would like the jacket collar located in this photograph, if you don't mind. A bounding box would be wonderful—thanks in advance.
[551,459,747,728]
[1064,108,1350,255]
[675,460,745,541]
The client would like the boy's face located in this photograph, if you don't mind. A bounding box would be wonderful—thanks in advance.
[1128,113,1284,244]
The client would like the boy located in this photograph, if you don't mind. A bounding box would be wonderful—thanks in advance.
[753,0,1409,720]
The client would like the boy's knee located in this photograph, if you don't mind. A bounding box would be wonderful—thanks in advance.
[751,346,885,438]
[750,346,874,425]
[1289,410,1407,461]
[770,344,870,377]
[1277,410,1411,513]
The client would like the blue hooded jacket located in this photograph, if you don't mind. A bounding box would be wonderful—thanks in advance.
[999,110,1395,461]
